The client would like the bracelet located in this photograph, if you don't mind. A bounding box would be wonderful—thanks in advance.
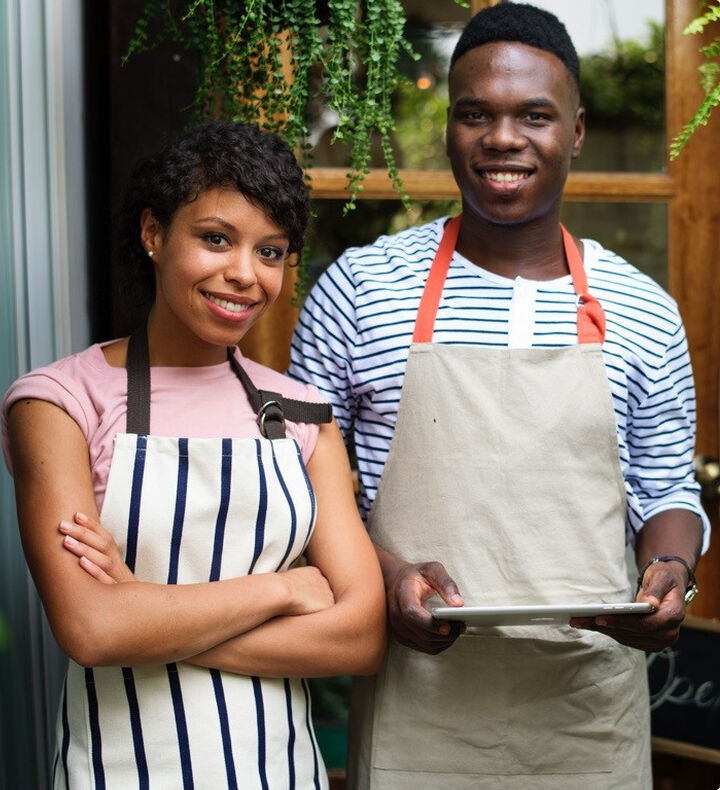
[636,555,699,605]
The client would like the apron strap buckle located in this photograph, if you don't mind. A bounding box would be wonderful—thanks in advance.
[258,399,286,439]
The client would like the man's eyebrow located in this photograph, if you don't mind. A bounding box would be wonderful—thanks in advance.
[520,97,558,110]
[452,96,559,110]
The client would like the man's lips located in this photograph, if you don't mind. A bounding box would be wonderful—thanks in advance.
[477,167,534,184]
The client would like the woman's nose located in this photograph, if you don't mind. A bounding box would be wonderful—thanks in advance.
[223,250,258,286]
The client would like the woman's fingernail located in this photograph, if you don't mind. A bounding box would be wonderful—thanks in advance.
[59,521,72,533]
[63,535,78,548]
[74,512,88,523]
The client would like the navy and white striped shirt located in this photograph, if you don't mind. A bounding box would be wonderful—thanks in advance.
[289,217,709,549]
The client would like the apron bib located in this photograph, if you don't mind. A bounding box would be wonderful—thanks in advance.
[347,217,651,790]
[54,328,331,790]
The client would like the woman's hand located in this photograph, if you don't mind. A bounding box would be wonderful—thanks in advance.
[61,512,334,615]
[59,512,136,584]
[281,565,335,616]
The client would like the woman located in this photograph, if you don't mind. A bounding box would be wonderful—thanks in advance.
[2,121,386,789]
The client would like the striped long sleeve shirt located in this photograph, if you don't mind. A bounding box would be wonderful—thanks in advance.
[289,217,709,549]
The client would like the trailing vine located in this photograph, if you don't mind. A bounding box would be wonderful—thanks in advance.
[123,0,468,208]
[669,0,720,159]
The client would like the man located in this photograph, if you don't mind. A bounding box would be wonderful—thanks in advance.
[289,4,708,788]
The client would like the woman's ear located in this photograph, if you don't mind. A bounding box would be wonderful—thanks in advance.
[139,208,162,258]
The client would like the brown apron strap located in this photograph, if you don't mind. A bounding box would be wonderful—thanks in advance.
[125,323,332,439]
[126,323,151,435]
[226,349,332,439]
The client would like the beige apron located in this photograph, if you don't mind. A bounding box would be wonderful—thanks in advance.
[347,217,651,790]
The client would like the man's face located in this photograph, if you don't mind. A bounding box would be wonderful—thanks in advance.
[446,41,585,227]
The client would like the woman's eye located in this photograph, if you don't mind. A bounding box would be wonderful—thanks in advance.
[204,233,228,247]
[258,247,285,261]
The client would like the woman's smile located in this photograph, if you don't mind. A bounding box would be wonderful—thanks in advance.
[202,290,256,319]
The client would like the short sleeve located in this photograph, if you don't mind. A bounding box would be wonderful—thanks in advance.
[2,365,98,474]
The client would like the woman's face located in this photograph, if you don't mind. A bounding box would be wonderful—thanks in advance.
[142,187,288,366]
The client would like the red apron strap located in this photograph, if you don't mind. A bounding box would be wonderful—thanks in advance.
[412,217,606,345]
[561,224,606,345]
[413,216,462,344]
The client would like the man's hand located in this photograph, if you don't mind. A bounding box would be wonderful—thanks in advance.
[570,560,687,651]
[571,509,702,651]
[386,560,465,654]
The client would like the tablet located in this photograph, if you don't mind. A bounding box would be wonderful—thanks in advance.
[429,602,654,626]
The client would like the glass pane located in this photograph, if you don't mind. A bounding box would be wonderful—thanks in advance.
[304,200,667,293]
[560,202,668,289]
[533,0,666,173]
[310,2,466,170]
[310,0,666,174]
[304,199,460,290]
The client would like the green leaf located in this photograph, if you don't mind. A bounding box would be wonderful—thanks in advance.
[684,5,720,36]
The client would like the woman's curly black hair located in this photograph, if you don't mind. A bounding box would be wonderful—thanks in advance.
[117,121,310,302]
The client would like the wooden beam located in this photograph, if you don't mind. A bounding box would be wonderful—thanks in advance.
[309,168,675,203]
[652,737,720,766]
[667,0,720,621]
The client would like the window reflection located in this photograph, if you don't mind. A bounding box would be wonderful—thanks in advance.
[561,202,668,289]
[305,200,667,293]
[310,0,666,174]
[305,200,459,288]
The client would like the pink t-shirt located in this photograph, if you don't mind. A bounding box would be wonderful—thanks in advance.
[2,342,324,511]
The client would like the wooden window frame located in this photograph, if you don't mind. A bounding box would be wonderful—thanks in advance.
[303,0,720,620]
[245,3,720,628]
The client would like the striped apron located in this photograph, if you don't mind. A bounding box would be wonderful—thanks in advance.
[53,328,331,790]
[347,217,651,789]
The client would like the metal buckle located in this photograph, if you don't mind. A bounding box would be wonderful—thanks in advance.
[684,582,699,605]
[257,400,285,438]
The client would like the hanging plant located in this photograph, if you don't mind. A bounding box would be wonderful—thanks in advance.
[669,1,720,159]
[124,0,468,209]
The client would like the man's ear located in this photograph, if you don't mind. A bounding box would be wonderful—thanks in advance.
[571,107,586,160]
[445,104,451,158]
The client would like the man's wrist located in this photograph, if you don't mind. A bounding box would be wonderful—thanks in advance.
[636,555,698,604]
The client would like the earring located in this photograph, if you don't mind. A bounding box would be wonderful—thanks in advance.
[147,250,154,258]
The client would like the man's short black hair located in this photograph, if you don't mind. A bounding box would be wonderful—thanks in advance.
[450,2,580,89]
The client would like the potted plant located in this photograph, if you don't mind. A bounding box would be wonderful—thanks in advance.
[124,0,468,208]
